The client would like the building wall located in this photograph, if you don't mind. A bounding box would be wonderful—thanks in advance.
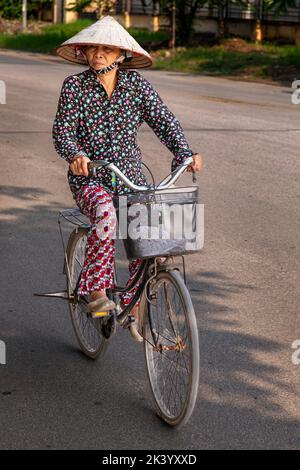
[52,2,300,44]
[194,17,300,43]
[53,0,78,23]
[115,13,160,30]
[264,23,300,43]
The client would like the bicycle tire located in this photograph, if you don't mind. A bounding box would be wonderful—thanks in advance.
[66,227,111,360]
[141,269,200,427]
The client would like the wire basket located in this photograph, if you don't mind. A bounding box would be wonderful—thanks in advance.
[113,186,202,260]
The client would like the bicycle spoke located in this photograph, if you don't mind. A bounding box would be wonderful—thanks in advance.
[163,282,179,338]
[144,270,199,425]
[67,231,108,357]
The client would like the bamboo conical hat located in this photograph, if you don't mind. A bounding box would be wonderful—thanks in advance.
[55,15,153,69]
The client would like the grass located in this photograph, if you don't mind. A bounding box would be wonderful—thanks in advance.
[153,40,300,82]
[154,47,269,75]
[0,21,299,83]
[0,19,169,54]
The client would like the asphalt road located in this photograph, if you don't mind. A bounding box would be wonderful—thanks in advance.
[0,49,299,450]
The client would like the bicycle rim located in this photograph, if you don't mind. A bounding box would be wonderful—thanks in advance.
[67,228,110,359]
[142,270,200,427]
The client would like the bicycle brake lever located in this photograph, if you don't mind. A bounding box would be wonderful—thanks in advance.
[192,170,197,184]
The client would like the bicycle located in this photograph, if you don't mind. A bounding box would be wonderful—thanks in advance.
[34,156,201,428]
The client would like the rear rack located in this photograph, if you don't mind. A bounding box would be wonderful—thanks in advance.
[58,208,90,228]
[34,208,90,301]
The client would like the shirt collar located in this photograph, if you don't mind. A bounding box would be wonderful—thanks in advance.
[82,67,131,91]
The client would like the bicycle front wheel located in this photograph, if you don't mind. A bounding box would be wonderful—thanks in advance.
[66,227,110,360]
[141,269,200,427]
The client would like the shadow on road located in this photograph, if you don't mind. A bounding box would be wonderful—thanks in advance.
[0,186,298,449]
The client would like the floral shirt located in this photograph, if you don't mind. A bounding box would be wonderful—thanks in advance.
[52,67,195,198]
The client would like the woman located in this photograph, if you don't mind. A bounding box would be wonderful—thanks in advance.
[52,16,202,340]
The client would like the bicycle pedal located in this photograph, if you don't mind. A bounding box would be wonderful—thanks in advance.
[91,311,110,318]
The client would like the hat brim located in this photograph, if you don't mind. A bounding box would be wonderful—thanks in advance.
[54,43,153,69]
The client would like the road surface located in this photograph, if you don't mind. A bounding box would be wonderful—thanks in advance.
[0,49,299,450]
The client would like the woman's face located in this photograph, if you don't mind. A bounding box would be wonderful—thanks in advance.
[85,44,122,70]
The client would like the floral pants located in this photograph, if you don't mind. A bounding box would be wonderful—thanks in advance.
[74,183,143,305]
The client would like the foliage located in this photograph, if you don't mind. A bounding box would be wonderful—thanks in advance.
[0,0,22,19]
[0,0,52,20]
[65,0,94,14]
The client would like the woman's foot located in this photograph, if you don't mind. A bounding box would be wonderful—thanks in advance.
[121,303,143,342]
[87,291,116,318]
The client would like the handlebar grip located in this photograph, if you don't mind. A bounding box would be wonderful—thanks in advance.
[87,161,95,177]
[87,160,110,177]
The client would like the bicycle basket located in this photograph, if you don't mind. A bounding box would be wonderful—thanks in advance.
[113,186,202,260]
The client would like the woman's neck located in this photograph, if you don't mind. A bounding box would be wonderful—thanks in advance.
[97,68,118,90]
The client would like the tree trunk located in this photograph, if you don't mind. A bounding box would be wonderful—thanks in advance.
[176,0,196,46]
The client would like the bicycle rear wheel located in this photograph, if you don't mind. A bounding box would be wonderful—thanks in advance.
[141,269,199,427]
[66,227,111,360]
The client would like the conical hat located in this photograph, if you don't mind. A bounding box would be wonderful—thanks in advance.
[55,15,153,69]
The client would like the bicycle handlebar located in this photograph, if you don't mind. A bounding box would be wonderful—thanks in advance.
[87,156,194,192]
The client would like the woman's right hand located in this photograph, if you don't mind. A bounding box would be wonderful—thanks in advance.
[69,154,91,177]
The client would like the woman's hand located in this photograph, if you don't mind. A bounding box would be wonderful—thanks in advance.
[69,154,91,177]
[187,153,203,173]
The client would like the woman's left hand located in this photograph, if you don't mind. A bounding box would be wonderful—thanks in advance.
[187,153,203,173]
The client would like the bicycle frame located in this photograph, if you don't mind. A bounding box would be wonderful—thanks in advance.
[34,157,194,317]
[61,229,185,328]
[33,156,200,428]
[71,250,150,326]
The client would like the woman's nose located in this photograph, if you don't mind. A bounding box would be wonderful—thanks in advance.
[95,46,105,57]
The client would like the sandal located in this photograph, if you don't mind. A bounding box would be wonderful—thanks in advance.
[87,296,116,318]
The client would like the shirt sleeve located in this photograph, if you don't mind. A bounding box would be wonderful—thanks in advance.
[139,74,195,170]
[52,76,88,165]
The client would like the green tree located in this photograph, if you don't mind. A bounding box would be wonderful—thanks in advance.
[0,0,52,20]
[264,0,298,15]
[206,0,249,39]
[66,0,118,17]
[207,0,229,38]
[153,0,247,45]
[65,0,95,14]
[146,0,300,45]
[0,0,22,19]
[155,0,207,46]
[28,0,53,21]
[238,0,298,43]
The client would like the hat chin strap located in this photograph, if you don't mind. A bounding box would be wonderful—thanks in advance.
[91,53,126,75]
